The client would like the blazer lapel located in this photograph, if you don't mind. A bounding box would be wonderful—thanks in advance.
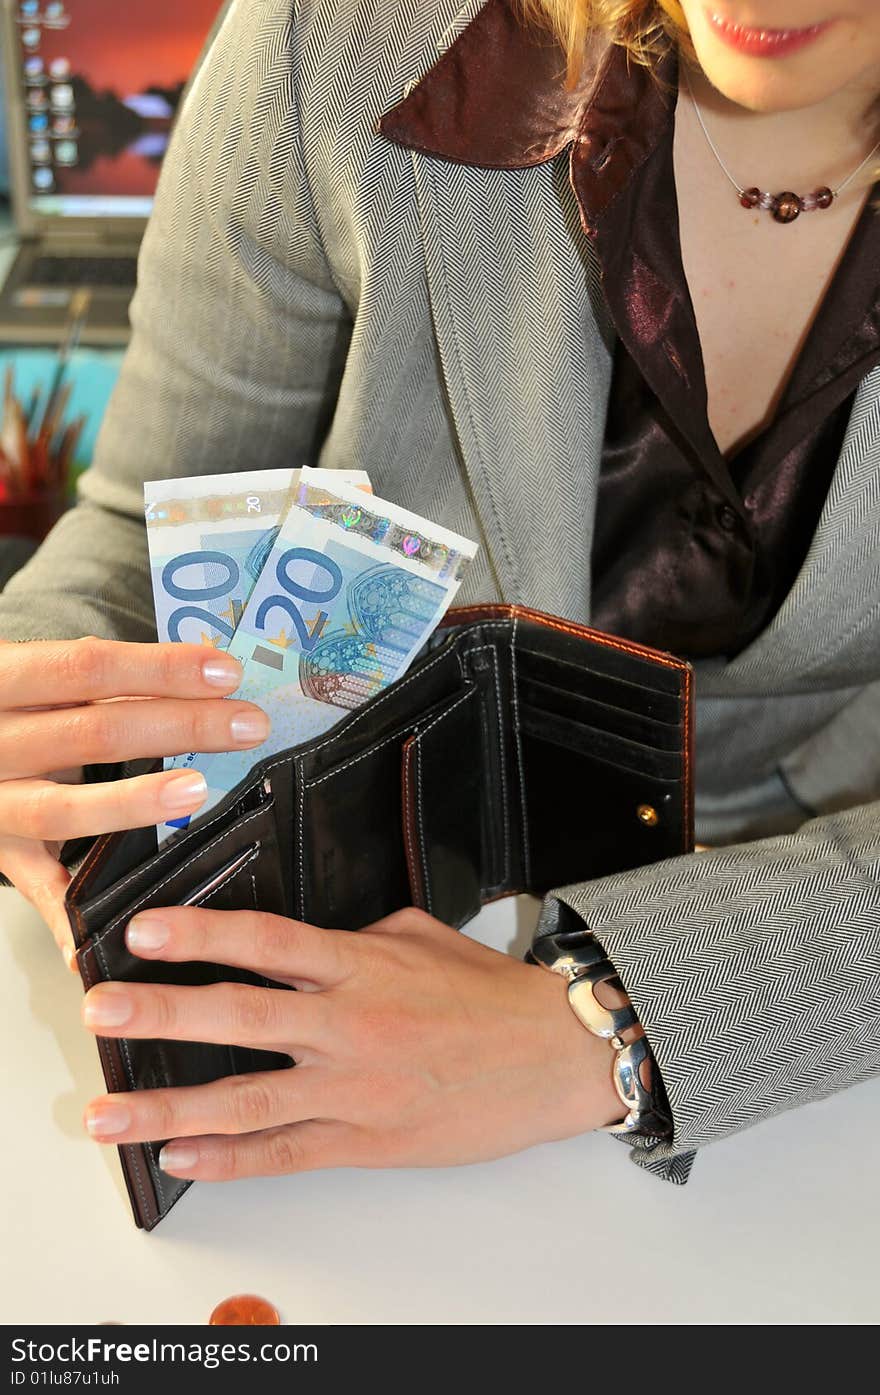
[380,0,617,622]
[700,364,880,691]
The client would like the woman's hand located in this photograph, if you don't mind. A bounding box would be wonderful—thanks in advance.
[81,907,623,1177]
[0,637,270,965]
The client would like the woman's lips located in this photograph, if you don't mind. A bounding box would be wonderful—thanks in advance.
[706,9,835,56]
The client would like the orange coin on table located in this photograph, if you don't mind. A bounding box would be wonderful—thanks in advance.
[209,1294,281,1326]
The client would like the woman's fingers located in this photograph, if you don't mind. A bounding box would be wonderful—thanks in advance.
[125,907,355,990]
[157,1121,356,1181]
[0,695,270,779]
[83,1066,346,1145]
[0,637,244,709]
[81,979,330,1054]
[0,834,75,965]
[0,769,211,841]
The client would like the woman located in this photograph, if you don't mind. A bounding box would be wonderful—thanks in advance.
[0,0,877,1184]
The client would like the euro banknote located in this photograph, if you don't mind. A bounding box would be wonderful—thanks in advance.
[146,467,371,783]
[159,468,478,837]
[144,468,372,651]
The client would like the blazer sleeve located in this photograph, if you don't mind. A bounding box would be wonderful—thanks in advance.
[0,0,350,643]
[536,794,880,1183]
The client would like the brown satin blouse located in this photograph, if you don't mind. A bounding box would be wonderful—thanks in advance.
[587,44,880,659]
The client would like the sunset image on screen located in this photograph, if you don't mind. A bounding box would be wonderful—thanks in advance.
[21,0,222,198]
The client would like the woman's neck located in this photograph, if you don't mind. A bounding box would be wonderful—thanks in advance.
[678,56,880,197]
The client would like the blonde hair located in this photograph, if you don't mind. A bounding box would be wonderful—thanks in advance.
[520,0,880,195]
[520,0,693,83]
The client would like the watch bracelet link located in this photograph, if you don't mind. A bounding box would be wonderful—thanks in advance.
[526,926,674,1140]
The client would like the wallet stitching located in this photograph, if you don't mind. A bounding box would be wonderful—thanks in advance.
[81,943,156,1222]
[466,644,510,887]
[401,739,424,910]
[83,797,258,916]
[285,643,455,767]
[82,808,269,959]
[510,615,532,888]
[410,686,478,915]
[296,776,306,922]
[448,604,689,674]
[145,841,262,1199]
[415,743,430,913]
[92,935,177,1211]
[90,838,263,1217]
[196,843,263,1085]
[81,954,155,1227]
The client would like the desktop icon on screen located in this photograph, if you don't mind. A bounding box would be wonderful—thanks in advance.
[49,58,71,80]
[28,112,49,133]
[21,26,41,47]
[32,167,54,191]
[49,83,74,110]
[43,2,69,27]
[19,2,40,18]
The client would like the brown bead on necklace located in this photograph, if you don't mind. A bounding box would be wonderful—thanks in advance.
[682,64,880,225]
[738,185,834,223]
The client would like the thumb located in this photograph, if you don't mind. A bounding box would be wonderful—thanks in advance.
[0,835,76,970]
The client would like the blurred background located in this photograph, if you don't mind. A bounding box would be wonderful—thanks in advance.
[0,0,226,582]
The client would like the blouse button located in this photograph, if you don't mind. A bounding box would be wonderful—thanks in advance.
[718,504,738,532]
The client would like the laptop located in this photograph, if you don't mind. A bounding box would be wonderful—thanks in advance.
[0,0,224,346]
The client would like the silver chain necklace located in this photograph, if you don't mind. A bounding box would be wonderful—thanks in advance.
[681,62,880,224]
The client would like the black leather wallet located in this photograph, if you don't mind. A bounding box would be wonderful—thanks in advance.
[66,604,694,1230]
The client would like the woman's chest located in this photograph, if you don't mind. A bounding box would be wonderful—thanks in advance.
[673,143,870,460]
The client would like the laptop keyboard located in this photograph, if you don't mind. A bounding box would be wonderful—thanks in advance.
[28,255,138,289]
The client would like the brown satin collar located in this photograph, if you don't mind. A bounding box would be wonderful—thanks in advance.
[379,0,589,168]
[378,0,677,231]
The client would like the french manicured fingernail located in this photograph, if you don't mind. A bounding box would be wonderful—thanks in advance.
[85,1100,132,1139]
[230,710,271,746]
[126,914,169,954]
[159,1142,200,1173]
[83,985,133,1029]
[161,772,208,812]
[203,657,243,690]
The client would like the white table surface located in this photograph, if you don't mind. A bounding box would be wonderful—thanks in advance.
[2,886,879,1326]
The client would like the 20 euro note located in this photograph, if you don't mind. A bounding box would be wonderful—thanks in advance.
[159,469,478,837]
[144,467,372,652]
[145,467,371,789]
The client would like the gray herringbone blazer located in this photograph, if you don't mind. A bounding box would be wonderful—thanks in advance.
[1,0,877,1180]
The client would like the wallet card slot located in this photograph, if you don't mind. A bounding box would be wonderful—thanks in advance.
[77,802,284,950]
[519,726,687,893]
[516,615,686,697]
[519,703,683,781]
[518,674,683,749]
[67,774,275,946]
[402,685,483,926]
[517,646,683,721]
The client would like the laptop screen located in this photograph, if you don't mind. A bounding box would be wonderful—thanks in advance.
[11,0,222,220]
